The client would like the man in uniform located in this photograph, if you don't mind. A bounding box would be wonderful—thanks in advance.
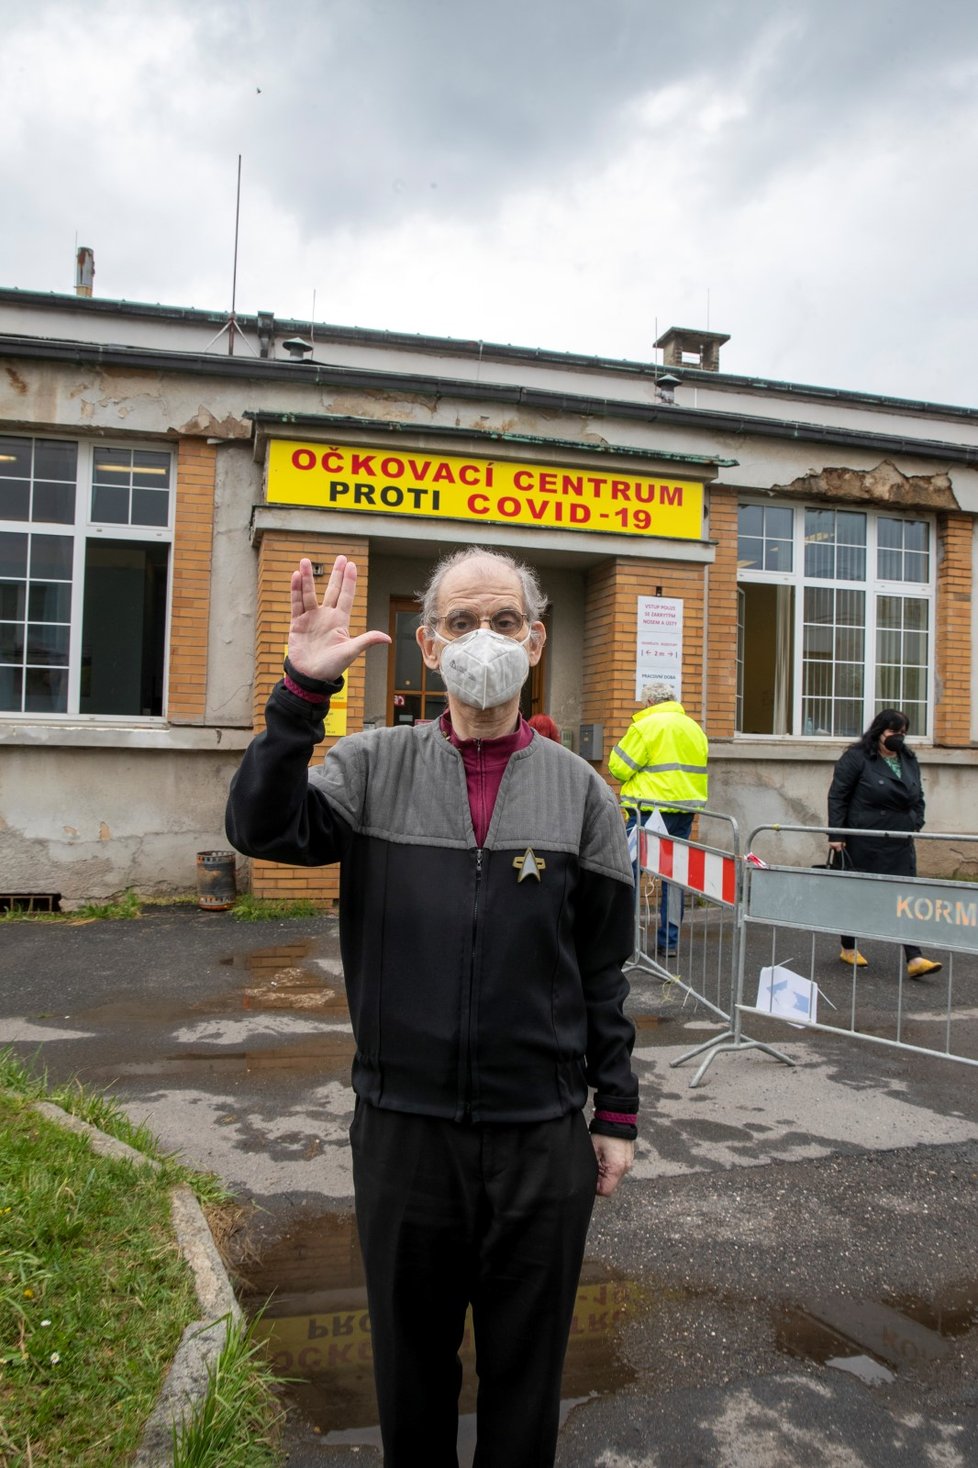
[226,547,638,1467]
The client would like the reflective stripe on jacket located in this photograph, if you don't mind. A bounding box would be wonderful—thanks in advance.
[608,700,709,811]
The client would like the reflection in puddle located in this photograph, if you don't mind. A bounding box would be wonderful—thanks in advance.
[71,942,353,1084]
[108,1035,355,1082]
[631,1013,673,1031]
[777,1283,977,1383]
[239,1210,641,1454]
[73,943,349,1027]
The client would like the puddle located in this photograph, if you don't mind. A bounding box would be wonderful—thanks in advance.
[632,1014,673,1031]
[67,942,355,1081]
[777,1283,977,1382]
[107,1034,355,1082]
[237,1210,641,1451]
[71,943,351,1029]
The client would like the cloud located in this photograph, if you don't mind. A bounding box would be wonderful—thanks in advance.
[1,0,978,401]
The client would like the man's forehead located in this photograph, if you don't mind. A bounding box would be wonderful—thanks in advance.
[437,558,524,605]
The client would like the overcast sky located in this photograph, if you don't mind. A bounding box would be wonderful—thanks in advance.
[4,0,978,404]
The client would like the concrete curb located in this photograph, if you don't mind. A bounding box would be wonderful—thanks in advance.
[29,1101,242,1468]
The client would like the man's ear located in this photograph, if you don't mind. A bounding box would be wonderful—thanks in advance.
[416,622,441,670]
[527,621,547,667]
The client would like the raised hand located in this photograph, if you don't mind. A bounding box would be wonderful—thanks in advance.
[287,556,391,683]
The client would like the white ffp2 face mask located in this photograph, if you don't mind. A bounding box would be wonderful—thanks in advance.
[435,628,531,710]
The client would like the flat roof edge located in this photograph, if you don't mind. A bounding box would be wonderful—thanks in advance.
[2,287,976,420]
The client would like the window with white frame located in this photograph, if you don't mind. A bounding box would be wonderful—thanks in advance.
[737,502,933,738]
[0,435,173,717]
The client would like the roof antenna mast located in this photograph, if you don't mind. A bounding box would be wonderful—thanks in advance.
[203,155,256,356]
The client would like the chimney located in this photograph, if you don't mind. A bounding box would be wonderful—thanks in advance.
[654,326,730,373]
[75,246,95,298]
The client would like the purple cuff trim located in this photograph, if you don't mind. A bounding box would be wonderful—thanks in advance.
[284,674,330,705]
[594,1110,637,1126]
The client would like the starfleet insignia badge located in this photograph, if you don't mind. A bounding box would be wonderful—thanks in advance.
[514,847,546,882]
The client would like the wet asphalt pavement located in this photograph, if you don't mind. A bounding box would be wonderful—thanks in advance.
[3,904,978,1467]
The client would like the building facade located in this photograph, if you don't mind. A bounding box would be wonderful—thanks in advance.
[2,291,977,907]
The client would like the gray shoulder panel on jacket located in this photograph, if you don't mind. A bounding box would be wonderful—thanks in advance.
[309,725,631,881]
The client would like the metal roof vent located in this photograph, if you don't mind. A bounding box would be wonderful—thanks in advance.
[655,371,682,404]
[281,336,314,362]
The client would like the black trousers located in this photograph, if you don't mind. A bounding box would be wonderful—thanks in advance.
[350,1102,598,1468]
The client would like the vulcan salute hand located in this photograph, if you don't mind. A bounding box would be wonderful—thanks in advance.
[288,556,391,683]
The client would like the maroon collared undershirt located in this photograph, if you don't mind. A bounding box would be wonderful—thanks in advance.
[438,709,533,847]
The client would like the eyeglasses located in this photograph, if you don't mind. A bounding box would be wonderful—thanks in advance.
[432,607,529,638]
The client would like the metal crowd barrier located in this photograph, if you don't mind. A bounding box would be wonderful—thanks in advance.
[731,823,978,1075]
[622,801,793,1087]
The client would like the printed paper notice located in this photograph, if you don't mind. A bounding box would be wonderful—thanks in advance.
[636,597,683,701]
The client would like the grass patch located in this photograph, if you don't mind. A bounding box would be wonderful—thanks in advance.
[0,1054,285,1465]
[0,890,326,924]
[0,889,143,924]
[70,888,143,921]
[0,1051,230,1211]
[171,1315,284,1468]
[230,894,321,921]
[0,1091,198,1465]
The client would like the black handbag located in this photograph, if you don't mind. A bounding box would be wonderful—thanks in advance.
[813,847,853,871]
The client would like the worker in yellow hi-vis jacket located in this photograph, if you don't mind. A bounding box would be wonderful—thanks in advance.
[609,683,709,957]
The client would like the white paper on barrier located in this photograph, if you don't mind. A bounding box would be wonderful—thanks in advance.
[627,807,671,865]
[756,963,818,1028]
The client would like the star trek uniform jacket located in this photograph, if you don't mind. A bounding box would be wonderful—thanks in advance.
[226,680,639,1135]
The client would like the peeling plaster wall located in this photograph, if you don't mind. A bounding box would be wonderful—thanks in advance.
[9,358,978,518]
[0,747,244,906]
[768,460,956,510]
[7,297,978,456]
[205,443,259,727]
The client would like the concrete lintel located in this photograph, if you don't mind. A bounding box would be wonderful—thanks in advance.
[715,739,978,766]
[249,505,716,564]
[0,722,254,751]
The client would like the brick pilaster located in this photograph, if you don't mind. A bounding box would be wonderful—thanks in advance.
[167,438,217,722]
[250,534,370,906]
[934,512,972,746]
[705,489,739,738]
[581,554,709,783]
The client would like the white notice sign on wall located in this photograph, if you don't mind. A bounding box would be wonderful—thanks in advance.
[636,597,683,702]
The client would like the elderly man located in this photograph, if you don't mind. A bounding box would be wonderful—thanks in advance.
[226,547,638,1468]
[609,682,709,957]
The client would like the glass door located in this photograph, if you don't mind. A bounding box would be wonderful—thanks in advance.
[387,598,447,726]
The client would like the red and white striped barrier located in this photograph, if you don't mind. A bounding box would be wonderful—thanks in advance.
[639,832,738,907]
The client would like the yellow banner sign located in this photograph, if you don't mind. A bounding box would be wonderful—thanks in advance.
[267,440,703,540]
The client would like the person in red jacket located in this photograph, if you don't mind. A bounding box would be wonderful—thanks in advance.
[226,547,638,1468]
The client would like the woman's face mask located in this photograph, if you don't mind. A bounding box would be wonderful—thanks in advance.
[434,627,531,710]
[882,732,906,752]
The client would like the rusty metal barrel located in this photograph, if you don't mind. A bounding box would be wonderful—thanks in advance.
[196,851,237,911]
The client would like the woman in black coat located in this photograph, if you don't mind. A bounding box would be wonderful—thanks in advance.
[827,708,941,978]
